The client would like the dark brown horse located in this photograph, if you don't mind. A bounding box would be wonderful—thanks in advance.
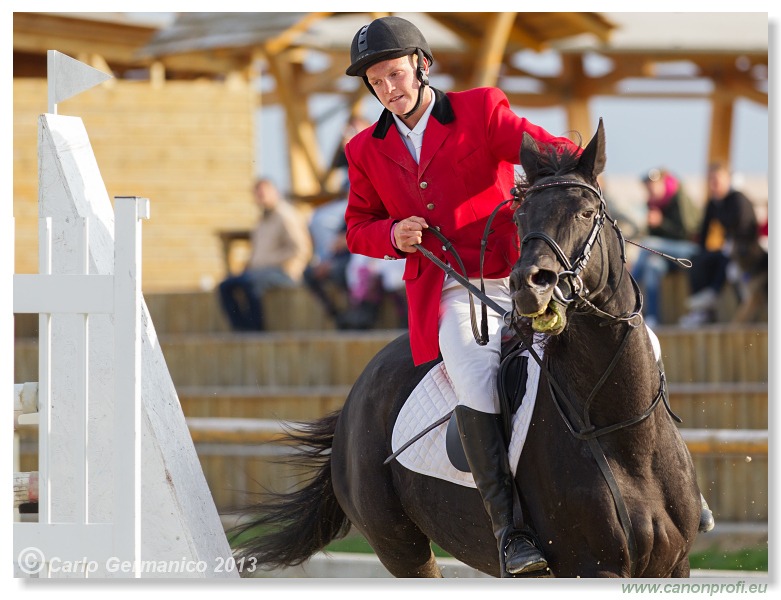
[232,120,702,578]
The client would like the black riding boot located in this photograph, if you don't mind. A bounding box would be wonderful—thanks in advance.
[454,405,548,577]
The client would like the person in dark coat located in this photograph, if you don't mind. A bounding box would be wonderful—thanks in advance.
[679,162,759,326]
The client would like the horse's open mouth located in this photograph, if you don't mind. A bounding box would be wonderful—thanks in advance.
[522,300,567,334]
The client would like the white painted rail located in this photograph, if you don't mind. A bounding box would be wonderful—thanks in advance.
[13,196,148,577]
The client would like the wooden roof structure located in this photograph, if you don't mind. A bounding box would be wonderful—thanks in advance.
[137,11,617,199]
[14,11,768,200]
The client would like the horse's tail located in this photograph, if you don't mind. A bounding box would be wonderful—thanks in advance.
[230,411,350,569]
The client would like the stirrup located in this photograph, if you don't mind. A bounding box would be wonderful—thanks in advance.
[498,528,550,577]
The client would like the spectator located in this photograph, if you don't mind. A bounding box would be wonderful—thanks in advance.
[330,115,372,179]
[304,116,373,328]
[337,254,408,330]
[303,217,351,325]
[218,178,312,331]
[631,168,700,327]
[308,198,349,264]
[305,203,409,330]
[679,162,760,326]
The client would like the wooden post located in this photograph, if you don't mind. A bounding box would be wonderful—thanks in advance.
[562,55,592,145]
[470,12,516,88]
[265,52,323,197]
[113,196,148,577]
[708,85,734,167]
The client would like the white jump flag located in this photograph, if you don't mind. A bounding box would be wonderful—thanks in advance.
[47,50,113,115]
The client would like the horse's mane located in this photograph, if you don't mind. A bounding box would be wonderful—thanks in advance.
[514,138,583,198]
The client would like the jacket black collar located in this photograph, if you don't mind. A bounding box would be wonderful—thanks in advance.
[372,88,454,139]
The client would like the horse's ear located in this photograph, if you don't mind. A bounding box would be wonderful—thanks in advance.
[577,118,606,181]
[520,132,542,182]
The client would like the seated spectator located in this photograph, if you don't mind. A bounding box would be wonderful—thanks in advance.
[304,201,409,330]
[679,162,760,327]
[303,215,351,325]
[218,178,312,331]
[631,168,700,327]
[308,198,349,265]
[337,255,407,330]
[728,234,768,323]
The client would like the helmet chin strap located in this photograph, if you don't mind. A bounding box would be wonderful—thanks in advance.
[402,49,430,120]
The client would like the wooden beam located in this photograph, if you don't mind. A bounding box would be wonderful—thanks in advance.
[504,91,569,108]
[505,15,546,51]
[470,13,516,88]
[13,12,157,66]
[723,78,768,106]
[296,57,354,95]
[561,55,591,144]
[556,12,613,43]
[265,52,324,197]
[708,90,734,168]
[151,52,250,78]
[264,12,332,56]
[321,86,369,194]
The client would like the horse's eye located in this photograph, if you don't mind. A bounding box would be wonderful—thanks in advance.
[581,210,595,220]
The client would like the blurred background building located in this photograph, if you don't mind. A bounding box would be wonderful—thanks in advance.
[13,11,767,292]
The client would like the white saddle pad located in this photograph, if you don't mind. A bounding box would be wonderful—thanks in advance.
[390,326,660,489]
[390,343,543,489]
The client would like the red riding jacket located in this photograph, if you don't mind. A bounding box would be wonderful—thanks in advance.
[345,87,578,365]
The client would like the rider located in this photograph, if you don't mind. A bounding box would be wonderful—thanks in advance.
[342,15,580,576]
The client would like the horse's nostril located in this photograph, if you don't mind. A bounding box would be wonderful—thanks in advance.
[530,268,558,290]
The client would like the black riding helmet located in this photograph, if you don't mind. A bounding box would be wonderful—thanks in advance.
[346,16,434,119]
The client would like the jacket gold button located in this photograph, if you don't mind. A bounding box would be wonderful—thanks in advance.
[426,203,435,210]
[420,181,428,189]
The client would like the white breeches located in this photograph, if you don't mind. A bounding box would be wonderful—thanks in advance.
[438,276,513,414]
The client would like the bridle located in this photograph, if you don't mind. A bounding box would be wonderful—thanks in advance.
[510,176,680,429]
[518,178,643,324]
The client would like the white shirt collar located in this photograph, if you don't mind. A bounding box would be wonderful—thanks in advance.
[392,90,435,137]
[392,91,435,162]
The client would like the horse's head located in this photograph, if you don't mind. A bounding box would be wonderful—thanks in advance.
[509,119,611,334]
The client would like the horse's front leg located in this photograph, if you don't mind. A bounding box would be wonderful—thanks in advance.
[670,557,691,578]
